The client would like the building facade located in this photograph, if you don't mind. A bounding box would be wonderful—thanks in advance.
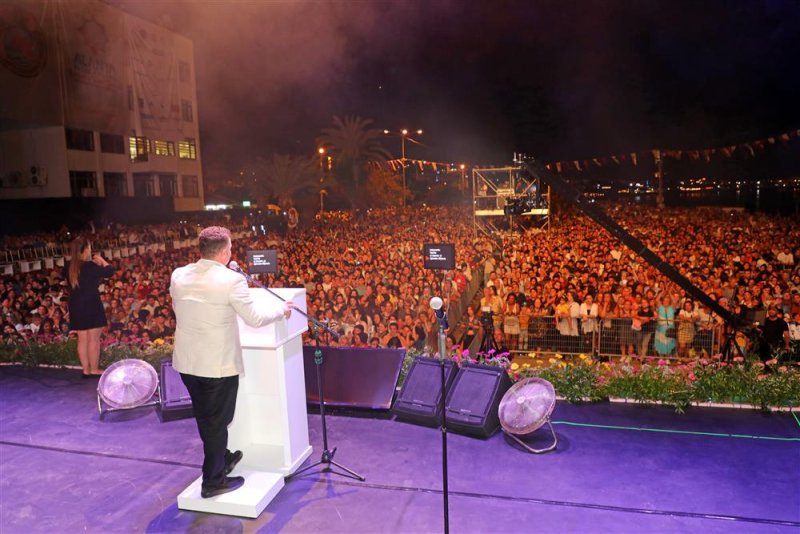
[0,0,204,212]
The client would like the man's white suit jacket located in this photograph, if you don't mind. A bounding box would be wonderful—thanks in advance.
[170,258,285,378]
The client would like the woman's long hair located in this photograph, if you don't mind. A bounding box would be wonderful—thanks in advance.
[68,237,89,289]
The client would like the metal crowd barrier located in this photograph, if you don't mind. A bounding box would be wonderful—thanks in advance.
[1,226,217,276]
[467,315,721,359]
[1,223,244,268]
[1,244,67,276]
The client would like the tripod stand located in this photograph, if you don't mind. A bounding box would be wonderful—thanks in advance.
[719,326,748,363]
[287,322,364,482]
[479,317,499,353]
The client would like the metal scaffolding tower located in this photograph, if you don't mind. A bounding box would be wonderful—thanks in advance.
[471,165,550,237]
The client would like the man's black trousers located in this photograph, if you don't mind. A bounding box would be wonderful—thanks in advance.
[180,373,239,487]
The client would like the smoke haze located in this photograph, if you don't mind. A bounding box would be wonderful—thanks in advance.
[107,0,800,172]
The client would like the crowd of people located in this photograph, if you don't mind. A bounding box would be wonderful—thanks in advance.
[1,208,489,353]
[477,205,800,360]
[1,204,799,363]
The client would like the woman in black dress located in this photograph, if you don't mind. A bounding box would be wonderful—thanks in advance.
[65,237,115,377]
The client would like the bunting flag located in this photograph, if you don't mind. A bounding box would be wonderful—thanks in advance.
[382,158,459,173]
[376,127,798,176]
[544,127,799,173]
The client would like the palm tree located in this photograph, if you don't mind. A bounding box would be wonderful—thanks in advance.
[250,154,319,208]
[316,115,391,196]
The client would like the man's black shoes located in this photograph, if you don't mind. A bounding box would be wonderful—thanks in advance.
[201,476,245,498]
[224,450,243,475]
[198,451,244,497]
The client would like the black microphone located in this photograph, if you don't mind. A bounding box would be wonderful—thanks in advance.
[228,261,244,274]
[430,296,449,330]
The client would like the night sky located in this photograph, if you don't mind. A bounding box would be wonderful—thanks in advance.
[109,0,800,173]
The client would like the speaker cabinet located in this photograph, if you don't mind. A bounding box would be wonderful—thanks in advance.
[303,346,405,410]
[444,363,512,438]
[392,357,457,426]
[157,359,194,422]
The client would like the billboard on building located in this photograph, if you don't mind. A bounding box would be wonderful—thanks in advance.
[126,16,183,138]
[0,1,62,126]
[57,0,128,133]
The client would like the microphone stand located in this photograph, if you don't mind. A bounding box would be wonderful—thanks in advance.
[436,310,450,534]
[288,320,365,482]
[232,266,365,483]
[432,271,453,534]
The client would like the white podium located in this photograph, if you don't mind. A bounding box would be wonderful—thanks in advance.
[178,288,311,518]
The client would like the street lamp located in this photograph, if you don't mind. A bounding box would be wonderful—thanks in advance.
[384,129,423,208]
[318,147,326,213]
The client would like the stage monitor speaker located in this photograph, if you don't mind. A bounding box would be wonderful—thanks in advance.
[303,346,405,410]
[444,362,513,438]
[392,357,457,427]
[157,359,194,422]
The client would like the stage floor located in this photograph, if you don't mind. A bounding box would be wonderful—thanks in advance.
[1,366,798,533]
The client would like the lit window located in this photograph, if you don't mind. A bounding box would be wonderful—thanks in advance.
[129,136,149,162]
[153,140,175,156]
[178,139,197,160]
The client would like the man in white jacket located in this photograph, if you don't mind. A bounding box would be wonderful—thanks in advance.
[171,226,292,498]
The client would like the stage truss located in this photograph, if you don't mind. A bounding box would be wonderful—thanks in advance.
[472,165,550,237]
